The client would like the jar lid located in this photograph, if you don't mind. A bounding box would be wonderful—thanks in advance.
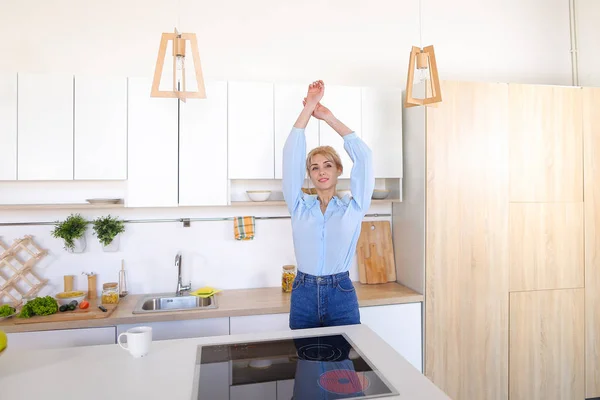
[103,282,118,289]
[283,265,295,271]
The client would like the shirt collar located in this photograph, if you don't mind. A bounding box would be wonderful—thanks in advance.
[303,194,350,209]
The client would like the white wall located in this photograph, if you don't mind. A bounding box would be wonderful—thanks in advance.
[0,202,392,296]
[0,0,586,297]
[0,0,574,86]
[576,0,600,87]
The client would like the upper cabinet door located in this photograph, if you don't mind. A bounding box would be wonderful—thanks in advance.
[362,87,403,178]
[318,85,361,179]
[126,77,178,207]
[274,84,319,180]
[74,76,127,180]
[0,74,17,181]
[179,81,229,206]
[228,81,274,179]
[17,73,74,180]
[509,84,583,202]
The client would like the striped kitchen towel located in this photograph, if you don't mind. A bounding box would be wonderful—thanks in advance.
[234,216,255,241]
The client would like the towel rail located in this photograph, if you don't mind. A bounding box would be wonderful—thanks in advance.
[0,213,391,227]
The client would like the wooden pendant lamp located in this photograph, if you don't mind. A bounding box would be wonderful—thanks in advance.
[151,28,206,102]
[404,45,442,108]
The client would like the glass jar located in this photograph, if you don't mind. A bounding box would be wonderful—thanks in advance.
[282,265,296,293]
[101,282,119,304]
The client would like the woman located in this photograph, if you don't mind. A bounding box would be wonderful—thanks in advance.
[283,80,374,330]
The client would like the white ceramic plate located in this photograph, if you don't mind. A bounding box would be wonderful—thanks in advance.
[86,198,122,204]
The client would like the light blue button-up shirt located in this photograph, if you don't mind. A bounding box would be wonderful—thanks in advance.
[282,127,375,276]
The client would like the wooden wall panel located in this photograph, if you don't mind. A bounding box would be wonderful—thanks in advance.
[509,84,582,202]
[509,203,584,291]
[425,81,509,400]
[584,87,600,398]
[509,289,584,400]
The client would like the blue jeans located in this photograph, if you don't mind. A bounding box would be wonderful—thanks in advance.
[289,270,361,330]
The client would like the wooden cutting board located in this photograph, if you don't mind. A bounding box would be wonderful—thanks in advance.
[357,221,397,284]
[13,301,117,324]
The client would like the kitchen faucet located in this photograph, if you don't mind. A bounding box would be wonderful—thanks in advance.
[175,252,191,296]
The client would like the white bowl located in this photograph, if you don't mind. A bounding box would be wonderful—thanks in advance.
[246,191,271,202]
[371,189,390,199]
[55,292,86,306]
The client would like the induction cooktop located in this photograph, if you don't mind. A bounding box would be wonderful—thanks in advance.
[191,333,399,399]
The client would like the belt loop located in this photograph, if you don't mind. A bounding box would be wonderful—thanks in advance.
[333,273,338,286]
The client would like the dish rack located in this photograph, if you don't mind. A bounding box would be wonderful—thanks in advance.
[0,235,49,308]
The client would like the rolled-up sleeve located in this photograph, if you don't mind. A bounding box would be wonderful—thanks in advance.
[282,127,307,214]
[344,132,374,212]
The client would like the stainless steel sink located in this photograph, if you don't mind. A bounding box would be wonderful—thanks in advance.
[132,293,218,314]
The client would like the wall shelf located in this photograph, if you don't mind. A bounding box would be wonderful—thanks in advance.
[0,202,125,211]
[230,199,400,206]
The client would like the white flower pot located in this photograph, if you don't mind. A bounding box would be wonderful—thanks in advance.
[68,237,87,254]
[102,235,120,252]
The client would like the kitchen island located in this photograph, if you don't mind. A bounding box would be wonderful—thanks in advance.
[0,324,448,400]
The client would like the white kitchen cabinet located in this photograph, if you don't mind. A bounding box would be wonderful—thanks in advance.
[179,81,229,206]
[361,87,403,178]
[274,84,319,179]
[230,382,276,400]
[0,74,17,181]
[318,85,362,179]
[197,362,230,399]
[359,302,422,372]
[74,75,127,180]
[116,317,229,341]
[17,73,74,180]
[5,327,115,354]
[126,77,178,207]
[228,81,274,179]
[277,379,295,399]
[229,313,291,335]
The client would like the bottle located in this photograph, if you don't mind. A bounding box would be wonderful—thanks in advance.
[119,260,128,298]
[101,282,119,304]
[282,265,296,293]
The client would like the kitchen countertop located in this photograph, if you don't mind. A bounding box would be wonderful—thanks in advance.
[0,324,448,400]
[0,282,423,333]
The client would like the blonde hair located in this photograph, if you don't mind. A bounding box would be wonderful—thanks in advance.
[305,146,343,176]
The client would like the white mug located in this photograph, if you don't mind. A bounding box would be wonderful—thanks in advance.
[118,326,152,358]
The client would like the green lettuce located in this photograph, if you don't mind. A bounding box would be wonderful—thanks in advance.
[18,296,58,318]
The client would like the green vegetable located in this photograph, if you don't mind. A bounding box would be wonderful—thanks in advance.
[18,296,59,318]
[69,300,78,307]
[92,215,125,247]
[59,305,68,312]
[68,304,76,311]
[0,305,15,317]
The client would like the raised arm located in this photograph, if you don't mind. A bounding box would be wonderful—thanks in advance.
[282,81,324,213]
[282,127,307,213]
[311,103,374,211]
[343,132,374,211]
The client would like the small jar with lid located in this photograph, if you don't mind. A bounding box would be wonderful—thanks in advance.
[101,282,119,304]
[282,265,297,293]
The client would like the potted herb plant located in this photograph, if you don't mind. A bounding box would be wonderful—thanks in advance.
[51,214,88,253]
[92,215,125,252]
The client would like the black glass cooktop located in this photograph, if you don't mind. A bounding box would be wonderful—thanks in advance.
[191,333,399,399]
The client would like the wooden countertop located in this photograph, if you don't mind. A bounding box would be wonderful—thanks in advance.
[0,282,423,333]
